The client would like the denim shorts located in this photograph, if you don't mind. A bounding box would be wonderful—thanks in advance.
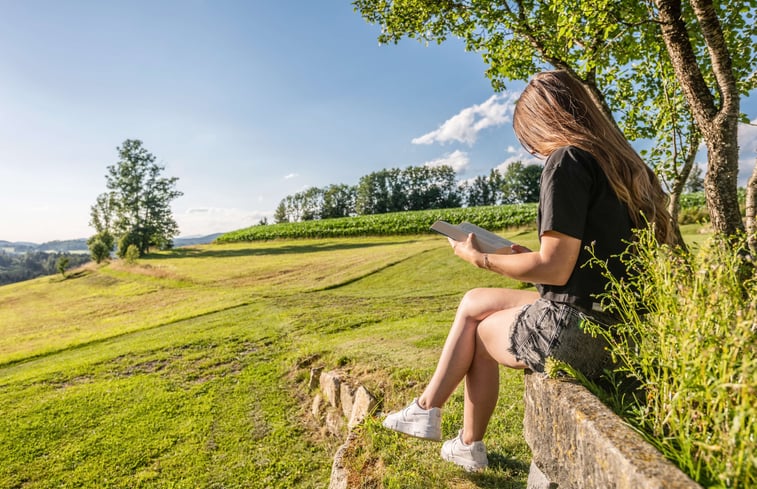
[508,298,612,378]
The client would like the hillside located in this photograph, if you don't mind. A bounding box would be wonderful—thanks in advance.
[0,231,540,488]
[0,234,225,287]
[0,233,223,255]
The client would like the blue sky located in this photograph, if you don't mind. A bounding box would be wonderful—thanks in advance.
[1,1,755,243]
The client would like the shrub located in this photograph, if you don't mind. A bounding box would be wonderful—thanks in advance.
[117,231,141,258]
[678,192,710,224]
[124,245,140,264]
[678,191,708,209]
[676,190,748,225]
[88,239,110,264]
[678,206,711,225]
[88,232,115,253]
[56,257,69,277]
[88,232,115,264]
[584,230,756,488]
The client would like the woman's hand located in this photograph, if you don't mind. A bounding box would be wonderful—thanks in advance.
[449,234,528,270]
[449,233,494,268]
[511,243,531,254]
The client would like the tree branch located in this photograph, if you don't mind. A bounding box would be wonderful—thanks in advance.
[688,0,739,120]
[508,0,618,129]
[654,0,718,126]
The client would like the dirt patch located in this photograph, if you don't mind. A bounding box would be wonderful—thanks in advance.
[109,261,190,282]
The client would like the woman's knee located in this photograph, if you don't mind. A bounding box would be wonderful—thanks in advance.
[458,288,522,321]
[458,288,497,318]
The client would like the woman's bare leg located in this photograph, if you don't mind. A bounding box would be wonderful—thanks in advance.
[462,307,528,443]
[418,288,537,410]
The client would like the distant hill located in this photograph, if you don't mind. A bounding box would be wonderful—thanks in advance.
[0,240,40,254]
[0,239,88,255]
[37,239,90,253]
[0,234,223,286]
[0,234,223,255]
[172,233,223,247]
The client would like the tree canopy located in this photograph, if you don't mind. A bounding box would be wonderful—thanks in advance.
[90,139,183,257]
[273,163,542,223]
[353,0,757,238]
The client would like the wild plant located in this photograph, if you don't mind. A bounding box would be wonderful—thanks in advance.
[577,228,756,488]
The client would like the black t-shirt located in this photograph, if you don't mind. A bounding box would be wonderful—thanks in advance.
[536,146,633,308]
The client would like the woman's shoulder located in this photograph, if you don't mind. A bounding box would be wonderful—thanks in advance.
[544,146,598,175]
[547,146,596,165]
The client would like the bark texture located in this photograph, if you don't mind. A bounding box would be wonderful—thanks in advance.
[655,0,743,236]
[746,159,757,255]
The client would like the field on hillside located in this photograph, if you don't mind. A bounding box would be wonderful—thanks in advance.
[0,223,712,488]
[0,229,544,489]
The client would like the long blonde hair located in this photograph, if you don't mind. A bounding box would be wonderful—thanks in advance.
[513,70,675,246]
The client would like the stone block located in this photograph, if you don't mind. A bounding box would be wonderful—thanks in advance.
[340,382,355,418]
[311,393,323,420]
[308,367,323,391]
[329,432,358,489]
[523,371,702,489]
[320,371,341,408]
[326,408,345,437]
[348,386,378,429]
[527,461,557,489]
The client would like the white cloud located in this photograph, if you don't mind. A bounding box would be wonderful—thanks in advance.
[175,207,271,237]
[412,91,520,146]
[737,121,757,185]
[739,120,757,153]
[284,173,299,180]
[495,148,543,172]
[423,150,470,172]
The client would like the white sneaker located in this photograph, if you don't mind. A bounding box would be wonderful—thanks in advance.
[441,430,488,471]
[382,398,442,441]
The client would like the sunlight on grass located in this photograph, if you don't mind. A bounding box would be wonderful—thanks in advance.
[0,225,714,488]
[1,232,536,488]
[0,237,435,366]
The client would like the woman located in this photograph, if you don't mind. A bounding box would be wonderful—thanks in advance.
[382,70,675,471]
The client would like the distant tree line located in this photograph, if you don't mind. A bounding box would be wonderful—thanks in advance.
[0,252,90,286]
[273,162,543,223]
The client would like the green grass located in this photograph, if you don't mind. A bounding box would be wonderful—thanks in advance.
[0,232,537,488]
[0,224,720,488]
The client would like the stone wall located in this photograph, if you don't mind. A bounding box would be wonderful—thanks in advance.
[523,371,702,489]
[317,366,703,488]
[306,368,379,489]
[310,369,379,436]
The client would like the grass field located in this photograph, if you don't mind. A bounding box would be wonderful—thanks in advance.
[0,223,714,488]
[0,228,547,489]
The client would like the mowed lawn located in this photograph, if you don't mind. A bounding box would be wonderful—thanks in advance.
[0,232,541,489]
[0,226,708,488]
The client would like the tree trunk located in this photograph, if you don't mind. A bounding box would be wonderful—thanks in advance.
[655,0,743,236]
[746,159,757,255]
[668,131,700,249]
[701,122,743,235]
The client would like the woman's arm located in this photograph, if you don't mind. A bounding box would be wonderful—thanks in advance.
[450,230,581,286]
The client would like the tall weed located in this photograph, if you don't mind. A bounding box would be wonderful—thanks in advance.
[584,229,756,488]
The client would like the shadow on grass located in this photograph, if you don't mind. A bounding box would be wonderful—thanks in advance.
[64,269,93,280]
[468,452,529,489]
[146,240,422,260]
